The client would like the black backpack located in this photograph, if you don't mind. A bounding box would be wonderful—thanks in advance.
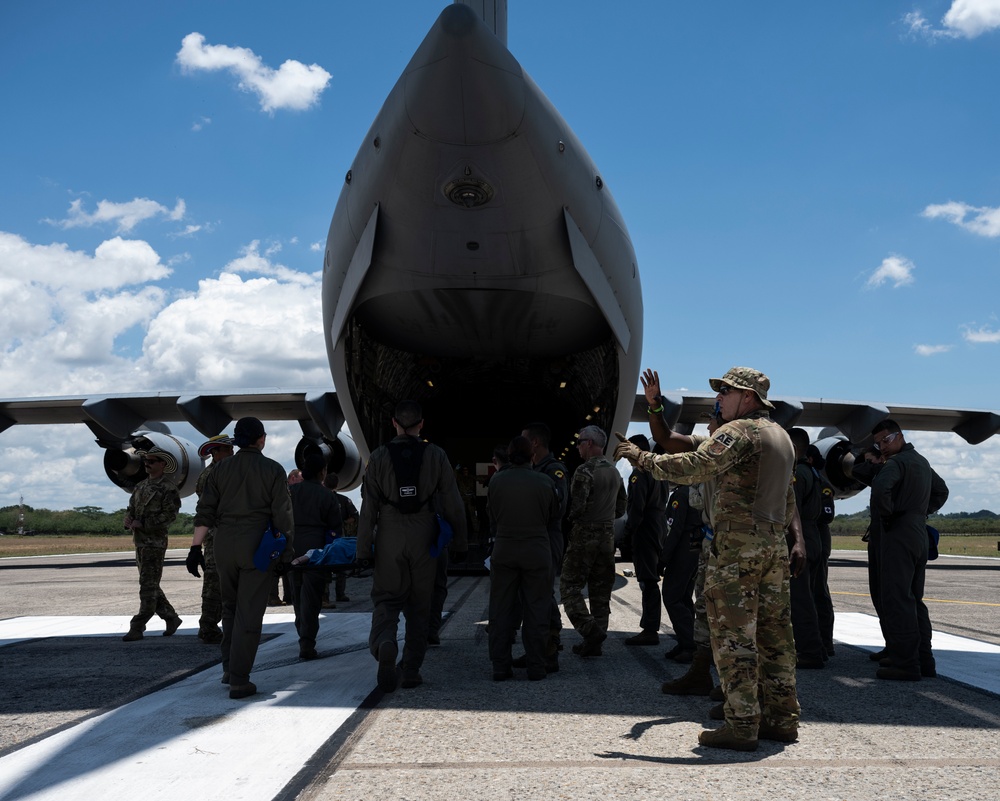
[385,438,429,514]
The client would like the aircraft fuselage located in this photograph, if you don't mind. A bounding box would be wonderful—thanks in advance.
[323,4,642,467]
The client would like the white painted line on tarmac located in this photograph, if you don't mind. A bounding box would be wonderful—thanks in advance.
[1,611,997,801]
[0,613,377,801]
[834,611,1000,695]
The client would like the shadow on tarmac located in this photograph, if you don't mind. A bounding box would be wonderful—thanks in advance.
[3,577,1000,798]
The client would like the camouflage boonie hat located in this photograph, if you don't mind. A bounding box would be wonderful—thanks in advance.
[709,366,775,410]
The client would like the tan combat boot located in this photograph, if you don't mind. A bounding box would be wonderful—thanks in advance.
[661,645,714,695]
[698,724,759,752]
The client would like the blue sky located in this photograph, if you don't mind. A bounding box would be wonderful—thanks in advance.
[1,0,999,516]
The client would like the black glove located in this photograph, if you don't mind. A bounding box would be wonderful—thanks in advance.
[186,545,205,578]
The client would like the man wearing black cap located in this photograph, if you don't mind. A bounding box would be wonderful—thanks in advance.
[122,446,183,642]
[193,416,295,700]
[187,434,235,644]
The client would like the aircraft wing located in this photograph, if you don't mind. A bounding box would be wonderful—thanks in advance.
[0,389,344,443]
[631,393,1000,445]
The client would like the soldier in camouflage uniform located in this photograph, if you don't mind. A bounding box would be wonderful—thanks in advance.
[122,446,182,642]
[186,435,235,644]
[560,426,627,657]
[616,366,799,752]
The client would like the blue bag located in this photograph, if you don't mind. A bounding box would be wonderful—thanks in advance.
[254,522,288,572]
[430,514,453,557]
[306,537,357,566]
[927,525,940,561]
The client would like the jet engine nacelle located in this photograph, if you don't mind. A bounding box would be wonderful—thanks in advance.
[813,436,866,500]
[102,429,203,498]
[294,430,362,490]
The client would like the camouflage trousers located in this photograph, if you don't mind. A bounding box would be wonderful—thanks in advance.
[559,522,616,641]
[692,536,710,648]
[130,545,177,630]
[704,523,799,737]
[199,529,222,633]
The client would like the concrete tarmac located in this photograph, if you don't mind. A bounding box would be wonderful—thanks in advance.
[1,548,998,801]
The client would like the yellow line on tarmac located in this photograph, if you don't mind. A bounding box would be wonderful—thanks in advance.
[832,591,1000,607]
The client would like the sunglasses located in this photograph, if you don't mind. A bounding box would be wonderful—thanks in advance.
[873,432,898,451]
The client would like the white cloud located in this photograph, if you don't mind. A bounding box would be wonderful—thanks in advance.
[943,0,1000,37]
[866,254,915,289]
[173,225,204,238]
[176,32,331,113]
[922,201,1000,237]
[903,11,939,38]
[914,344,952,356]
[962,324,1000,343]
[0,232,173,392]
[0,232,170,295]
[906,430,1000,513]
[136,240,328,389]
[0,231,327,398]
[47,197,187,233]
[191,116,212,132]
[0,230,331,511]
[904,1,1000,39]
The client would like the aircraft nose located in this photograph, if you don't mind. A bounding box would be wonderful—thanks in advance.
[403,4,525,145]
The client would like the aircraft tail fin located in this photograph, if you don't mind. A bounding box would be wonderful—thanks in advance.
[454,0,507,45]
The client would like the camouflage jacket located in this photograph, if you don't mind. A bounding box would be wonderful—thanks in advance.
[127,475,181,546]
[638,410,794,529]
[568,455,627,525]
[195,460,215,498]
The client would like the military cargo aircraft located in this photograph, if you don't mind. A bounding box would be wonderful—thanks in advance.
[1,1,998,504]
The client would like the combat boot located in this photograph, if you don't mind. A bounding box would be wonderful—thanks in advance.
[661,645,714,696]
[572,637,603,657]
[199,626,223,644]
[758,723,798,743]
[624,630,660,646]
[163,616,182,636]
[122,627,144,642]
[698,724,758,752]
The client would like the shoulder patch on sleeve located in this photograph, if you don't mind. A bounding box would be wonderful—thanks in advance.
[554,470,565,479]
[708,431,736,456]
